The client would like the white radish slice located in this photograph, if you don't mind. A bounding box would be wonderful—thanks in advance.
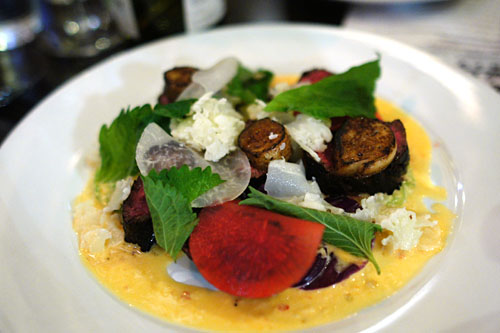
[192,149,250,207]
[264,159,322,198]
[136,123,210,175]
[176,57,239,101]
[136,123,250,207]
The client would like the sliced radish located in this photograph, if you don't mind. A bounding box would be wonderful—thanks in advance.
[192,149,250,207]
[177,57,239,101]
[189,201,325,298]
[136,123,250,207]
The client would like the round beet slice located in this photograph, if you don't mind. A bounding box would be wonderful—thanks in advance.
[189,201,325,298]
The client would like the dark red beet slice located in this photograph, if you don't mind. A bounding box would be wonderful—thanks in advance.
[189,201,325,298]
[293,244,331,288]
[296,244,367,290]
[326,196,361,213]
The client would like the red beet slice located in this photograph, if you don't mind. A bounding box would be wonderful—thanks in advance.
[189,201,325,298]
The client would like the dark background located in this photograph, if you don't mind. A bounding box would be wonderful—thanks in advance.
[0,0,353,145]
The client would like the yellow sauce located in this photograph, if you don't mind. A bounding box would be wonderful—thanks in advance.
[73,85,454,331]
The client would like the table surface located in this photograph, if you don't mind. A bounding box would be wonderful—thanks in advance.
[0,0,349,145]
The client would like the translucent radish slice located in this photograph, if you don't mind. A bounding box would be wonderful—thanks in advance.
[264,159,322,198]
[136,123,209,175]
[177,57,239,101]
[192,149,250,208]
[136,123,250,207]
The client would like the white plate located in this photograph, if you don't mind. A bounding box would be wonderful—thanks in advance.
[1,24,499,332]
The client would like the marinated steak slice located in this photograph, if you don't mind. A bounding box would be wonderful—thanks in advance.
[303,118,409,196]
[158,66,198,104]
[121,178,155,251]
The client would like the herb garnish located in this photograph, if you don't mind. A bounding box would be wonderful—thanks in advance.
[154,99,196,118]
[240,187,382,273]
[226,64,273,104]
[96,100,197,184]
[264,58,380,120]
[142,166,224,259]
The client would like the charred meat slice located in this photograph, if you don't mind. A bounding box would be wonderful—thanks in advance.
[303,118,409,196]
[158,66,198,104]
[121,178,155,251]
[332,117,397,177]
[299,69,334,84]
[238,118,292,171]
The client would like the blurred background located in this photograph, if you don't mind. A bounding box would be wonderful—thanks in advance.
[0,0,498,144]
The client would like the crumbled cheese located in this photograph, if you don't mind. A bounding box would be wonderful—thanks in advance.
[380,210,437,251]
[245,99,269,120]
[350,193,387,222]
[73,200,124,254]
[349,193,437,251]
[285,114,333,162]
[269,132,278,140]
[104,177,134,212]
[170,92,245,162]
[270,82,292,97]
[81,229,112,254]
[298,192,330,211]
[244,99,295,124]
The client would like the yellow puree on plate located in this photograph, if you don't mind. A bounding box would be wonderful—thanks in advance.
[73,79,454,331]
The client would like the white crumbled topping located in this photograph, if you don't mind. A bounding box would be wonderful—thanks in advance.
[299,192,330,211]
[244,99,296,124]
[245,99,269,120]
[81,229,112,254]
[380,210,437,251]
[268,132,278,140]
[73,200,124,254]
[170,92,245,162]
[270,82,293,97]
[350,193,387,222]
[349,193,437,251]
[285,114,333,162]
[104,177,134,212]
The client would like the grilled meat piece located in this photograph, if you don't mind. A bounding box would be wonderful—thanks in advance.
[299,69,334,84]
[303,118,409,196]
[158,66,198,104]
[121,178,155,251]
[332,117,397,177]
[238,118,292,171]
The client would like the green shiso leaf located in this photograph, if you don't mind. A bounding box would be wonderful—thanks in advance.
[141,166,224,259]
[154,99,197,118]
[264,58,381,120]
[226,64,274,104]
[95,105,158,183]
[240,187,382,274]
[95,100,197,184]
